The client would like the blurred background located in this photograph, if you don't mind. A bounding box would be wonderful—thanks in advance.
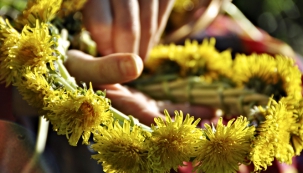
[233,0,303,56]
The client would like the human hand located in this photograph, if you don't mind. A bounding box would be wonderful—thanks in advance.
[82,0,176,60]
[65,49,162,125]
[65,50,216,125]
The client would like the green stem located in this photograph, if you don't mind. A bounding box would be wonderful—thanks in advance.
[110,107,152,132]
[56,59,78,89]
[51,74,76,92]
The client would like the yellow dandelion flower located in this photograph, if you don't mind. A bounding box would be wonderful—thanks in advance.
[44,83,112,146]
[232,54,302,101]
[16,21,57,69]
[0,17,20,43]
[1,20,58,87]
[91,119,151,173]
[0,18,21,86]
[233,54,276,86]
[193,116,255,173]
[145,43,182,75]
[58,0,87,17]
[16,0,62,26]
[14,67,54,111]
[275,55,302,100]
[250,98,295,171]
[288,97,303,155]
[146,38,233,83]
[148,110,202,172]
[4,21,58,81]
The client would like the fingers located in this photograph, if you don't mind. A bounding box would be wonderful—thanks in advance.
[65,50,143,85]
[154,0,176,43]
[138,0,158,60]
[99,84,164,126]
[136,0,176,59]
[82,0,175,59]
[111,0,140,54]
[82,0,113,55]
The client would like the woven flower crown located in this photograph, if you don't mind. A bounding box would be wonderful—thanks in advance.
[0,0,302,173]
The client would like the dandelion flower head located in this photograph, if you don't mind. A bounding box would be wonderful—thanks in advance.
[44,83,112,146]
[274,55,302,100]
[0,17,20,45]
[250,98,295,171]
[0,18,21,85]
[16,0,62,27]
[288,97,303,155]
[146,38,233,82]
[6,21,58,77]
[91,119,151,173]
[148,110,202,172]
[232,54,302,101]
[194,116,255,173]
[14,67,54,111]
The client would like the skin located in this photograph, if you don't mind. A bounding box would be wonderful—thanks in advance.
[82,0,176,60]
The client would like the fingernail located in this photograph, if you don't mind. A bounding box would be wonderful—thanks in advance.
[120,55,143,77]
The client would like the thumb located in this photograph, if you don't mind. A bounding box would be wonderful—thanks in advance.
[65,50,143,85]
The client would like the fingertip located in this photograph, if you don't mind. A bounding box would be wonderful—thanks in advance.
[65,50,143,85]
[132,54,144,75]
[118,53,143,80]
